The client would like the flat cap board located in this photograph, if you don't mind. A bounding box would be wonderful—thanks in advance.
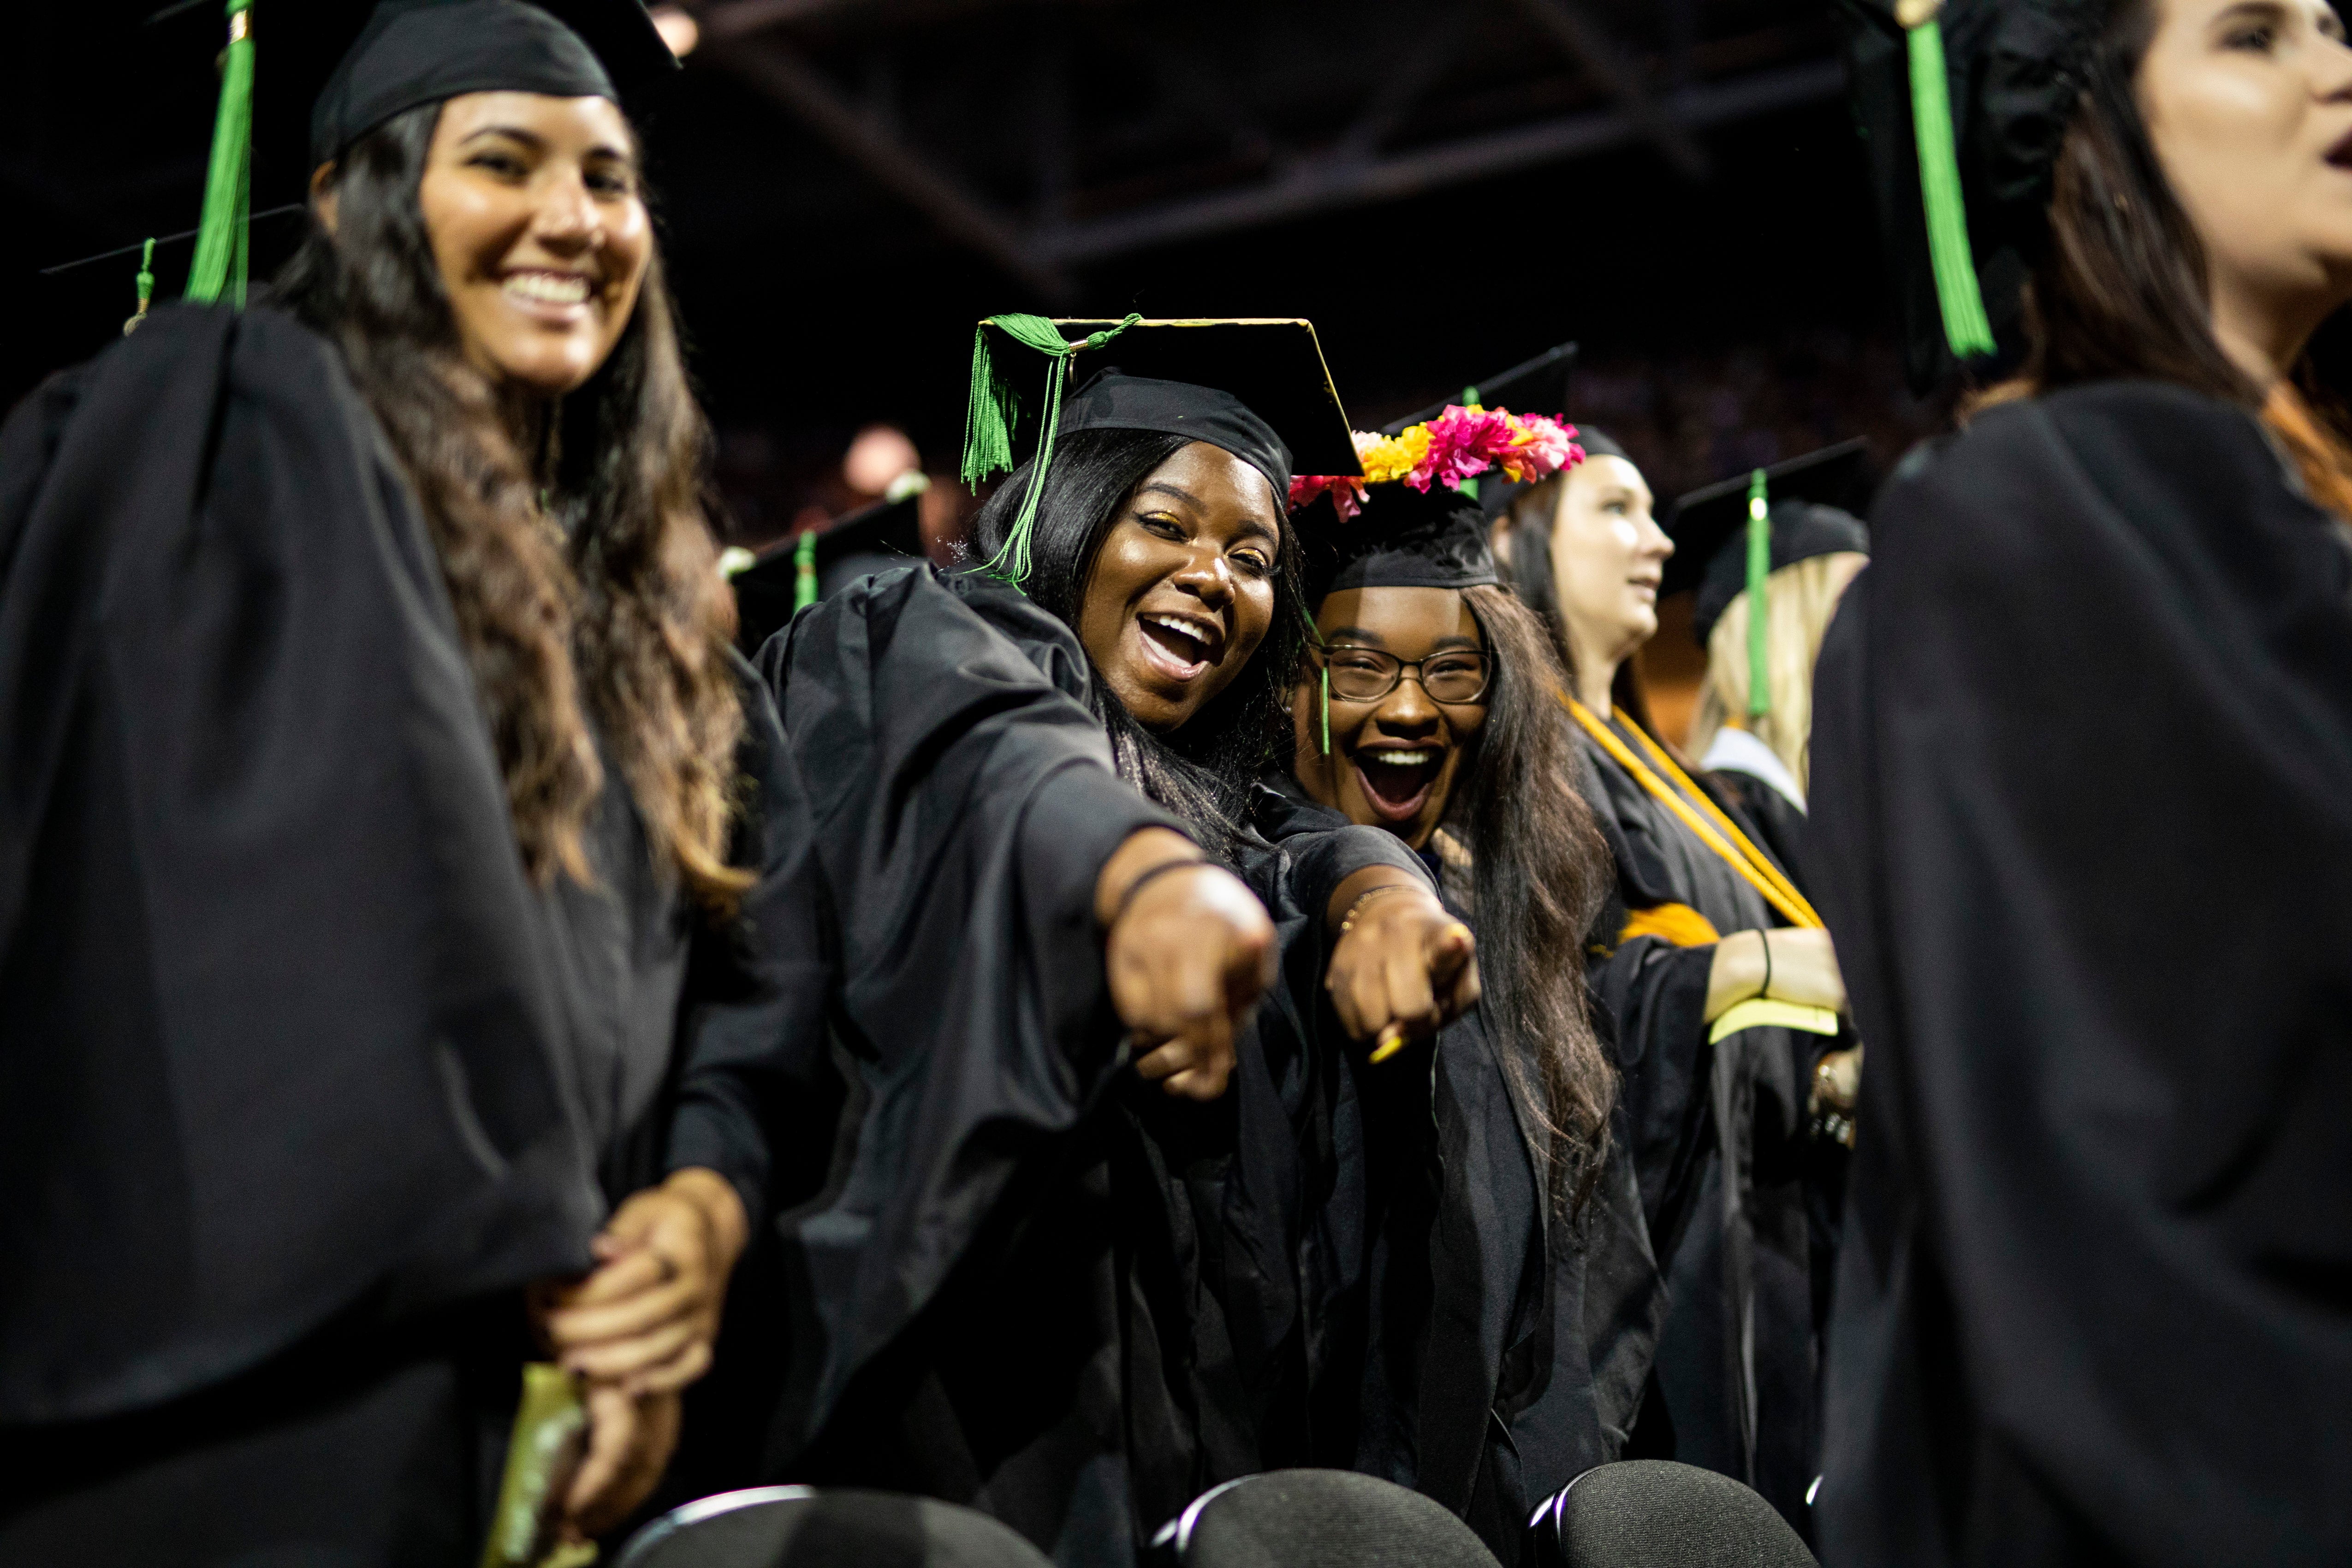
[1663,438,1873,598]
[1381,340,1579,435]
[985,318,1362,480]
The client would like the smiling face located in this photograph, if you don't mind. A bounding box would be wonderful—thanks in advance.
[1548,454,1672,678]
[412,91,652,397]
[1290,586,1490,851]
[1075,441,1283,733]
[2140,0,2352,365]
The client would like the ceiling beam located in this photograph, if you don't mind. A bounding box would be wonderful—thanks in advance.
[1332,8,1473,162]
[706,37,1072,301]
[1035,59,1839,266]
[1502,0,1710,179]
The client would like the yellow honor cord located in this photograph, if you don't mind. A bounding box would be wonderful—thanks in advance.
[1564,697,1821,930]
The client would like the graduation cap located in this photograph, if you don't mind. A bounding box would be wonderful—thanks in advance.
[1380,341,1579,437]
[960,315,1360,585]
[1667,440,1873,713]
[1830,0,2103,392]
[726,488,927,656]
[311,0,678,166]
[1374,341,1580,519]
[1307,484,1497,600]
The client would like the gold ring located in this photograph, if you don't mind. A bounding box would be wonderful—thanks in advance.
[1369,1023,1409,1063]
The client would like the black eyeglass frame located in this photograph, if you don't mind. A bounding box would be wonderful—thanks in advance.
[1314,643,1494,705]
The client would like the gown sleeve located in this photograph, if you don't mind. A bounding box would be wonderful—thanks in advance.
[662,653,839,1223]
[0,305,602,1424]
[1810,382,2352,1568]
[753,564,1192,1455]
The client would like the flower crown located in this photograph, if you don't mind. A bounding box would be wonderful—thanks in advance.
[1288,404,1583,521]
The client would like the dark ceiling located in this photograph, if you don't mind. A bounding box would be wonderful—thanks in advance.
[9,0,1920,537]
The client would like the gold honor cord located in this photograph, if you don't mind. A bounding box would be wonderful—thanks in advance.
[1564,698,1822,931]
[1619,713,1821,926]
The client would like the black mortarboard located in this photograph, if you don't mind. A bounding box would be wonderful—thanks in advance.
[966,316,1360,494]
[1667,440,1873,645]
[727,492,925,655]
[310,0,677,166]
[1381,341,1579,437]
[962,315,1359,585]
[1831,0,2103,393]
[1306,483,1498,602]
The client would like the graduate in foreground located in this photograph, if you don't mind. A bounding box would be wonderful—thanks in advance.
[1280,411,1664,1563]
[0,1,817,1558]
[1817,0,2352,1561]
[736,318,1482,1564]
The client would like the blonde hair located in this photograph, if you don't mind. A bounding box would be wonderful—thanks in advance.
[1688,551,1866,796]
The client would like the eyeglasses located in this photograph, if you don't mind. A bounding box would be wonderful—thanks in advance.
[1319,645,1492,704]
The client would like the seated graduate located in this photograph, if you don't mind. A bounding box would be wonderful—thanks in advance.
[1669,440,1874,895]
[1278,405,1662,1564]
[1494,424,1847,1534]
[1811,0,2352,1562]
[0,2,819,1558]
[743,317,1478,1562]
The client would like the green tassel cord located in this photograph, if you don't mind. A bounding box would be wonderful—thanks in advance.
[794,528,820,612]
[1745,470,1771,719]
[961,312,1142,586]
[186,0,255,307]
[1906,18,1996,358]
[124,238,157,336]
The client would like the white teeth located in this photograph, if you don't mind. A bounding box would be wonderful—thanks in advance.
[1141,614,1211,654]
[1369,749,1434,766]
[502,272,591,305]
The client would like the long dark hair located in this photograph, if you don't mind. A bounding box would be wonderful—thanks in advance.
[972,429,1307,861]
[1453,583,1618,1215]
[1997,0,2352,514]
[272,103,749,909]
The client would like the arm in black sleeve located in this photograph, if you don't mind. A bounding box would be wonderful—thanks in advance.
[664,654,837,1224]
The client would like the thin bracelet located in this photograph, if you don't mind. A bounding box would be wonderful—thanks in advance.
[1337,880,1421,936]
[1758,929,1773,1001]
[1110,856,1206,929]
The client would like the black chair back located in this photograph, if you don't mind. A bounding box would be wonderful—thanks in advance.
[1155,1469,1501,1568]
[1528,1462,1817,1568]
[616,1486,1055,1568]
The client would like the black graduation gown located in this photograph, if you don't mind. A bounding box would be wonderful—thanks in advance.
[1300,804,1660,1567]
[1807,382,2352,1568]
[742,566,1427,1566]
[0,304,806,1563]
[1574,714,1826,1533]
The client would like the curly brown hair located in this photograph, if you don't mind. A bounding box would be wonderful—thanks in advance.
[274,103,748,909]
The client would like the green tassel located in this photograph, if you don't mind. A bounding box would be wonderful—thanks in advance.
[1746,470,1771,720]
[1907,19,1996,358]
[961,324,1017,486]
[186,0,255,307]
[968,312,1141,588]
[794,528,819,612]
[123,238,157,336]
[1320,665,1332,756]
[1458,385,1481,502]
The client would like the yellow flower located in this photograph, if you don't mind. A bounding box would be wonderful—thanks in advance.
[1352,424,1431,485]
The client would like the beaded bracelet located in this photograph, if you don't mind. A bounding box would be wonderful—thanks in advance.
[1336,880,1422,936]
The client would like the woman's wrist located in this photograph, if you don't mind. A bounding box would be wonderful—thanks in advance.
[1702,930,1769,1023]
[662,1166,748,1271]
[1095,827,1206,930]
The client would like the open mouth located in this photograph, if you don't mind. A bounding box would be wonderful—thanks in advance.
[1352,746,1444,823]
[1135,610,1223,683]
